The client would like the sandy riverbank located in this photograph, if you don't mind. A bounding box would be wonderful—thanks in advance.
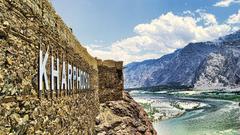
[134,98,207,121]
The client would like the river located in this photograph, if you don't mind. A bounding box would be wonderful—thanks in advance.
[130,91,240,135]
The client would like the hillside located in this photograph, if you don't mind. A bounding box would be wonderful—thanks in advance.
[124,30,240,89]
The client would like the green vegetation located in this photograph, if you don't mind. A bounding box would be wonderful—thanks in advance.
[126,85,192,92]
[139,102,160,121]
[175,91,240,102]
[200,92,240,102]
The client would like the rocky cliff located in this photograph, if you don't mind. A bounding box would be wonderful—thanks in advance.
[194,38,240,89]
[95,92,157,135]
[124,30,240,89]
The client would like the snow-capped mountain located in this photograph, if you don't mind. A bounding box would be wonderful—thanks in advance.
[124,30,240,89]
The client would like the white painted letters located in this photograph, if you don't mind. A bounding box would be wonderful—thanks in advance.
[51,56,59,90]
[77,69,81,90]
[61,61,67,90]
[39,49,90,97]
[39,50,49,91]
[68,63,73,91]
[73,66,77,89]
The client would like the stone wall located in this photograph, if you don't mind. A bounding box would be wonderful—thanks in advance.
[0,0,100,134]
[0,0,155,134]
[97,60,124,103]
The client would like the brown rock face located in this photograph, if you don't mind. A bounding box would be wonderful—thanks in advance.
[95,92,157,135]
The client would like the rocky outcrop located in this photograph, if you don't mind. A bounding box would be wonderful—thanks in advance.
[194,39,240,89]
[95,92,157,135]
[124,30,240,89]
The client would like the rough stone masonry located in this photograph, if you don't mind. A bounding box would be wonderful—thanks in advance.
[97,60,124,103]
[0,0,125,134]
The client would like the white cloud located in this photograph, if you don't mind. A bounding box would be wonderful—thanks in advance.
[183,10,195,16]
[199,13,218,26]
[86,45,160,64]
[214,0,240,7]
[227,10,240,24]
[87,12,237,65]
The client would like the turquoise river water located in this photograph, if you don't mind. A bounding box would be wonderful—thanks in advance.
[130,92,240,135]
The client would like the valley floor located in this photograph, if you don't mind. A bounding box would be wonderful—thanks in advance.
[135,98,207,121]
[130,89,240,135]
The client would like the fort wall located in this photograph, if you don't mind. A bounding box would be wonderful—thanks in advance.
[97,60,124,103]
[0,0,123,134]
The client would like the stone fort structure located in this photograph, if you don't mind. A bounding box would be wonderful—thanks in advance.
[0,0,124,134]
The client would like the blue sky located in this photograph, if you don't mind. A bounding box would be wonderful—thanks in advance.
[52,0,240,64]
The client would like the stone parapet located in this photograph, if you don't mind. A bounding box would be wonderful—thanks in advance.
[97,60,124,103]
[97,59,123,69]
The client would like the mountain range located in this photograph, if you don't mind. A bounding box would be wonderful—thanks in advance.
[124,30,240,89]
